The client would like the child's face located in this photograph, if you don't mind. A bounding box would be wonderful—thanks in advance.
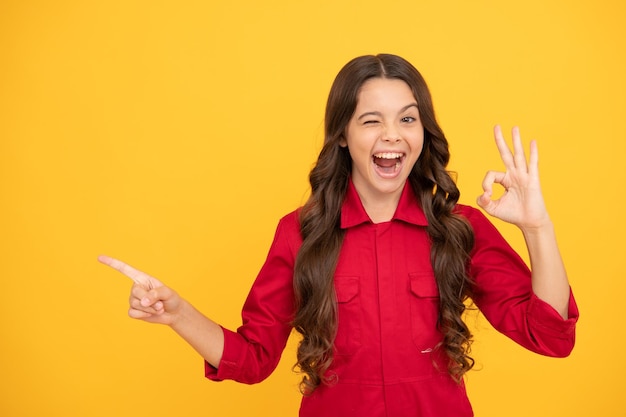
[341,77,424,206]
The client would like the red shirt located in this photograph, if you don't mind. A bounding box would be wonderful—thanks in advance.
[206,180,579,416]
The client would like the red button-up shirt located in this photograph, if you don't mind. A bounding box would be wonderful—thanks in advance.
[206,180,578,416]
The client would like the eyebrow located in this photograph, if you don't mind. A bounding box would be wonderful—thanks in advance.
[356,103,419,120]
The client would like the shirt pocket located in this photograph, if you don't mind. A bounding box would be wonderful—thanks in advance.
[409,272,442,352]
[334,275,361,355]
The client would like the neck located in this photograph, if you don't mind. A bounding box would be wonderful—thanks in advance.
[357,190,402,224]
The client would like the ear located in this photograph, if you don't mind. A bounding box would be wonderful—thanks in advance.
[339,135,348,148]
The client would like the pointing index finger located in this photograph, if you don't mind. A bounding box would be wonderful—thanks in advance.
[98,255,149,286]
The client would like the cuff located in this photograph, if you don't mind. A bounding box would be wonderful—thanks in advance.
[527,287,579,339]
[204,326,244,382]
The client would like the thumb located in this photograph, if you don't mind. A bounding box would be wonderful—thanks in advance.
[476,192,496,215]
[143,285,179,312]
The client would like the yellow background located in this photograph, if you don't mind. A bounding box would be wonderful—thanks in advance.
[1,0,624,416]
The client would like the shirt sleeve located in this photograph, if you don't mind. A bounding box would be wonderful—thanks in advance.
[464,207,579,357]
[205,213,300,384]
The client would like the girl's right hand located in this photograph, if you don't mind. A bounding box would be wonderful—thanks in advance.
[98,255,182,326]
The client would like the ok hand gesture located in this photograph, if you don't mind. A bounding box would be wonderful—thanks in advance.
[476,125,552,231]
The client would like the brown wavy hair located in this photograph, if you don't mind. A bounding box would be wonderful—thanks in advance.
[292,54,475,394]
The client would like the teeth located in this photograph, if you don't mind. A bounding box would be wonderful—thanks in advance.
[374,152,403,159]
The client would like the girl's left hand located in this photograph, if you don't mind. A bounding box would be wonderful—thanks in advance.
[476,125,551,230]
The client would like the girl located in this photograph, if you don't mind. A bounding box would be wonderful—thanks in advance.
[99,54,578,416]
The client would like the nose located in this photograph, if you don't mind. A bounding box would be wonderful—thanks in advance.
[382,125,401,142]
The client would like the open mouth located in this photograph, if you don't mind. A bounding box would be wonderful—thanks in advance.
[373,152,405,175]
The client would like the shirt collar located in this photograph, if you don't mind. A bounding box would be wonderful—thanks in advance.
[340,179,429,229]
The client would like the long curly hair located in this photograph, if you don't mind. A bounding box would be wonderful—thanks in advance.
[292,54,475,394]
